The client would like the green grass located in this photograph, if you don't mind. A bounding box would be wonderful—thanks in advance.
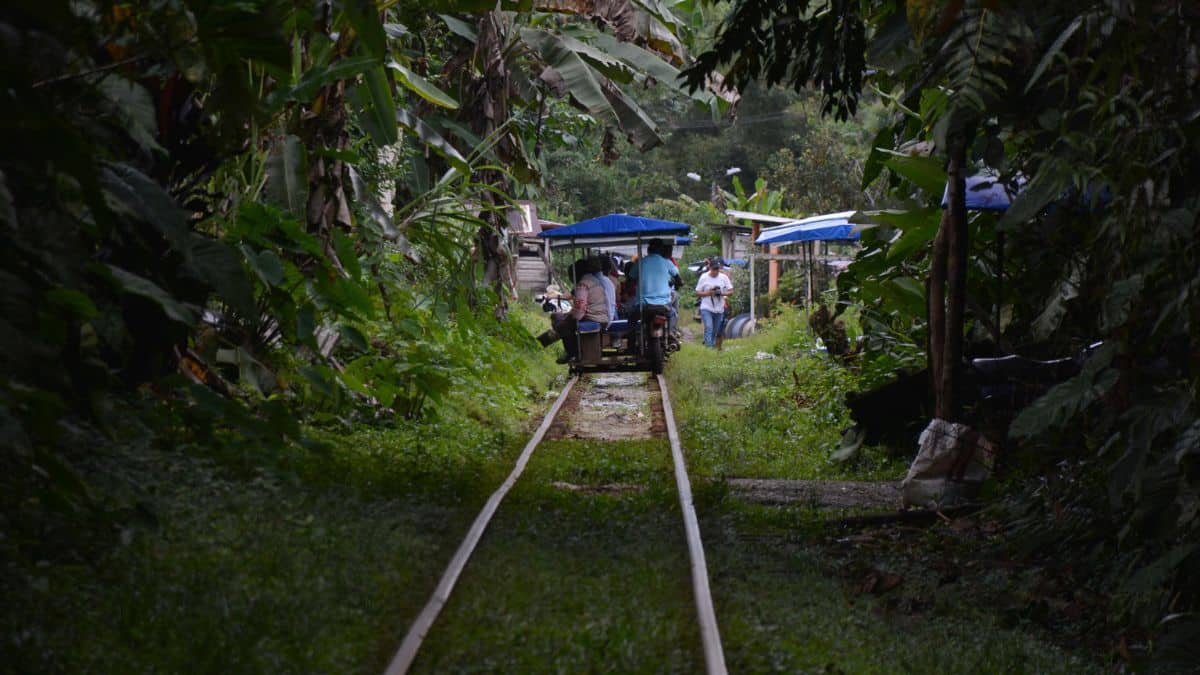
[671,307,904,481]
[708,524,1099,673]
[1,306,566,674]
[412,438,702,673]
[666,308,1103,672]
[1,414,537,674]
[2,302,1105,674]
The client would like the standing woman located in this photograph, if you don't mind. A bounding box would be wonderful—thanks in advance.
[696,258,733,349]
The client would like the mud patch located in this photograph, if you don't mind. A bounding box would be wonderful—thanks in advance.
[551,481,646,495]
[728,479,900,509]
[548,373,662,440]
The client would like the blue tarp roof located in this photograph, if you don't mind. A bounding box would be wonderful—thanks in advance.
[754,211,860,245]
[941,174,1020,211]
[941,174,1111,213]
[539,213,691,239]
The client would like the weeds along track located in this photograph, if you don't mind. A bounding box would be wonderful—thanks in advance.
[383,373,726,675]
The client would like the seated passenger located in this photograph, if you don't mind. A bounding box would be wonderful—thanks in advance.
[550,258,609,363]
[590,255,618,323]
[626,238,680,316]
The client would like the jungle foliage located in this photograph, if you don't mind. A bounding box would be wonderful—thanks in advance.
[688,0,1200,665]
[4,0,1199,668]
[0,0,722,625]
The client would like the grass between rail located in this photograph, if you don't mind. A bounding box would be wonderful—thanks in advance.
[410,438,704,673]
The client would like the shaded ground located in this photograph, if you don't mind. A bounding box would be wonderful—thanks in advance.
[727,478,901,509]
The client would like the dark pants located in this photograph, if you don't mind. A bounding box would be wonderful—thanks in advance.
[551,314,583,358]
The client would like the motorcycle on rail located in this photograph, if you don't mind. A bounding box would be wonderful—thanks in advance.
[534,214,690,375]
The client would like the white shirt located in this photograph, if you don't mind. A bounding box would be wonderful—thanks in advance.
[695,272,733,313]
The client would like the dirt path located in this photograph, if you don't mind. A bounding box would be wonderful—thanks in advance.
[727,478,901,509]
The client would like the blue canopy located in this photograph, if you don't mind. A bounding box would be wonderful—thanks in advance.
[941,174,1022,211]
[754,211,860,245]
[539,213,690,248]
[941,174,1113,214]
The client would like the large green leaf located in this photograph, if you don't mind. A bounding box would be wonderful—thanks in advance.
[97,75,164,156]
[630,0,686,34]
[387,62,460,109]
[356,64,399,146]
[586,31,682,87]
[880,150,948,196]
[104,265,196,326]
[1009,342,1117,440]
[272,55,380,108]
[996,168,1067,230]
[438,14,478,41]
[855,208,942,262]
[879,276,927,318]
[100,163,256,319]
[1100,274,1144,332]
[187,236,259,322]
[342,0,388,58]
[1024,15,1083,94]
[550,30,635,84]
[240,245,285,288]
[520,27,621,132]
[100,163,191,251]
[396,108,469,172]
[44,288,99,321]
[264,134,308,216]
[861,126,895,189]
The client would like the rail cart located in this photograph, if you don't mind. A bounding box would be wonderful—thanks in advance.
[538,214,689,375]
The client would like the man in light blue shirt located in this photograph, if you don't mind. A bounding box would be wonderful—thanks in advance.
[628,239,679,307]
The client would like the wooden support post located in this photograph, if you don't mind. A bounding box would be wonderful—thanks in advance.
[768,245,779,296]
[749,255,756,322]
[806,241,815,306]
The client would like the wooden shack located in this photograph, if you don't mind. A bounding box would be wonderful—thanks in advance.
[507,201,559,293]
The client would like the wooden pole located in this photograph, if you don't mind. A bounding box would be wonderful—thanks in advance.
[768,245,779,295]
[749,255,756,323]
[806,241,814,306]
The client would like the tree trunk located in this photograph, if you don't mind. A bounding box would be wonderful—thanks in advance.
[928,210,949,416]
[301,74,353,275]
[942,139,969,421]
[929,135,968,422]
[471,12,516,317]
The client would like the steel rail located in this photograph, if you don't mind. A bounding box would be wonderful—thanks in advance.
[384,373,726,674]
[658,373,728,675]
[383,376,579,675]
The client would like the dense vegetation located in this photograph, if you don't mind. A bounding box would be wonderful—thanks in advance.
[691,1,1199,667]
[2,0,1197,671]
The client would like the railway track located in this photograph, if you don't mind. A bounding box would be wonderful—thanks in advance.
[383,373,726,675]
